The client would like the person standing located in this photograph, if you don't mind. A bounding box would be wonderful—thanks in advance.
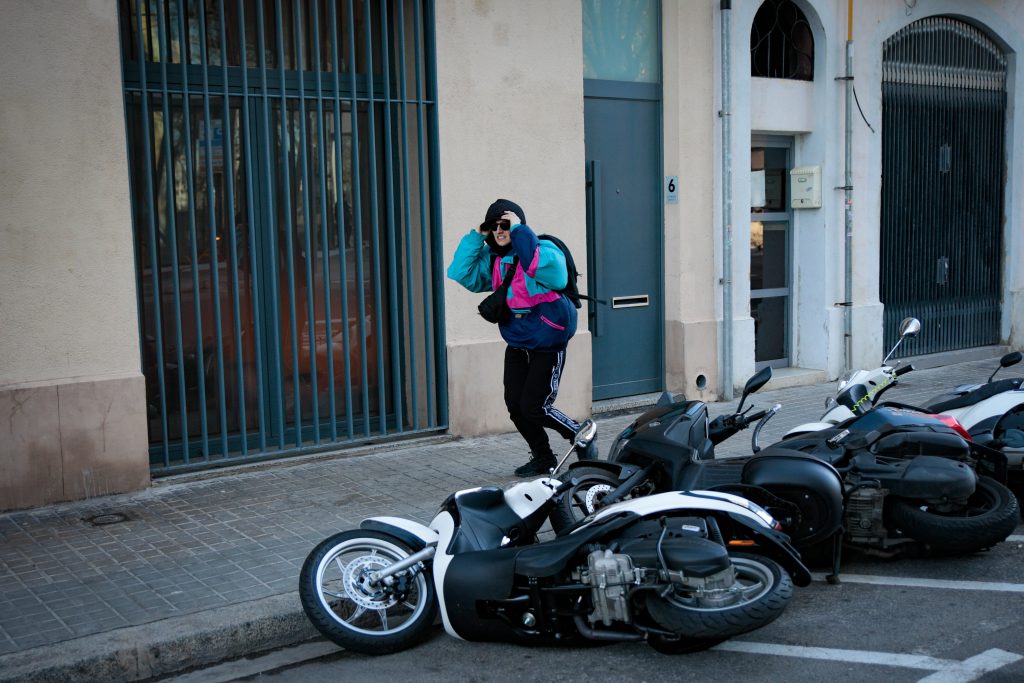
[447,199,594,476]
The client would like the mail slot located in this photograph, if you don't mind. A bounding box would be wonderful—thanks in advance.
[611,295,649,309]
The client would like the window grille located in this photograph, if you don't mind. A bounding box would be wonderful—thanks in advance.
[750,0,814,81]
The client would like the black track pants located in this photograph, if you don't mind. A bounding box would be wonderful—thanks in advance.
[503,346,580,458]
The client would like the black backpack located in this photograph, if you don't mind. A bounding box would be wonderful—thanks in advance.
[538,234,586,309]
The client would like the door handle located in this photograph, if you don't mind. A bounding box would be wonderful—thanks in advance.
[586,160,603,337]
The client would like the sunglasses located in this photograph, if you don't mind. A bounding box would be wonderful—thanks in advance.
[492,219,511,232]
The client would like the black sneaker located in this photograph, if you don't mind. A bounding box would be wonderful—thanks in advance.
[514,456,556,477]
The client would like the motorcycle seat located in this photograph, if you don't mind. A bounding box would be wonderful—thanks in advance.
[924,377,1022,413]
[514,512,637,577]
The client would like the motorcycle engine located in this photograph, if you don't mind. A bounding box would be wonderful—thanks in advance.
[583,549,636,626]
[845,485,886,545]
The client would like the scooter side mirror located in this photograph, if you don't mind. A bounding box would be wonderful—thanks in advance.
[898,317,921,339]
[573,419,598,449]
[1000,351,1022,368]
[988,351,1023,383]
[737,367,772,413]
[882,317,922,365]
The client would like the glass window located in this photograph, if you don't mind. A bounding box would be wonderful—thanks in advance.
[750,0,814,81]
[583,0,660,83]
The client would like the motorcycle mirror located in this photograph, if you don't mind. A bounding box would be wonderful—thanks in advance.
[737,367,772,413]
[573,419,597,448]
[881,317,921,365]
[553,419,598,476]
[988,351,1022,382]
[898,317,921,339]
[1000,351,1022,368]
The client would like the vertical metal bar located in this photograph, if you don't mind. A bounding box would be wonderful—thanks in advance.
[360,0,388,435]
[275,0,303,446]
[174,0,213,461]
[378,0,403,434]
[394,0,419,429]
[293,0,321,444]
[195,0,229,459]
[237,0,267,452]
[413,0,436,425]
[329,0,355,439]
[425,0,446,426]
[256,0,287,449]
[156,0,192,462]
[216,0,247,455]
[133,0,171,466]
[346,0,372,436]
[311,0,338,441]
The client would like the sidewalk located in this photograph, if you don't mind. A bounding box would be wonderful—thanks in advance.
[0,355,1014,682]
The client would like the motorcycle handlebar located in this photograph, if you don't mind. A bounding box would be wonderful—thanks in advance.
[743,409,769,426]
[895,363,915,377]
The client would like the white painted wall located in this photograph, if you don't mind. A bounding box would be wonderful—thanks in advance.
[0,0,140,388]
[714,0,1024,394]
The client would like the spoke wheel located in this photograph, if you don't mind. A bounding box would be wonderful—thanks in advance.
[299,530,437,655]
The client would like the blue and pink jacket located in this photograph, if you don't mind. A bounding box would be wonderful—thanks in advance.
[447,223,577,351]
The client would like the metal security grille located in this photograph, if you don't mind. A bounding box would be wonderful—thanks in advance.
[880,17,1006,357]
[117,0,446,473]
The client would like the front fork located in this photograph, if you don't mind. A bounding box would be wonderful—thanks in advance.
[369,545,436,587]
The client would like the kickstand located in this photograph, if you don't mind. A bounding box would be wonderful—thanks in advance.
[826,532,843,585]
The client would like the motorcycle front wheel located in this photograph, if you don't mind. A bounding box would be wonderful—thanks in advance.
[644,553,793,640]
[549,466,623,534]
[887,475,1019,553]
[298,530,438,655]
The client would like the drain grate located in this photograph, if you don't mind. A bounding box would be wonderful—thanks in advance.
[84,512,130,526]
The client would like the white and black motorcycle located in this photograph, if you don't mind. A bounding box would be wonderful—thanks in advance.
[782,317,1024,490]
[783,317,928,437]
[299,421,811,656]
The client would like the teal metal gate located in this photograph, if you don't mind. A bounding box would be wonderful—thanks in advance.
[881,17,1007,357]
[118,0,446,473]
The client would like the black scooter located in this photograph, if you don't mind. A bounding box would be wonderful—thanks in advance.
[553,369,1019,581]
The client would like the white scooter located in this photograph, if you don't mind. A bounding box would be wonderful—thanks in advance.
[782,317,1024,489]
[918,350,1023,436]
[299,421,810,656]
[783,317,932,437]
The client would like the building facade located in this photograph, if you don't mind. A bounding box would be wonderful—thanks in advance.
[2,0,1022,510]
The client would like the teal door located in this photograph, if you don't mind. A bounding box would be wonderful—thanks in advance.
[584,85,663,399]
[582,0,663,400]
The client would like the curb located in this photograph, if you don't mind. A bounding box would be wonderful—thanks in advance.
[0,593,316,683]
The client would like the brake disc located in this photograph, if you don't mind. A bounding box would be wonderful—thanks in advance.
[342,555,397,610]
[584,483,615,512]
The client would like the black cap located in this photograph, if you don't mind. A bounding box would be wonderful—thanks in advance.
[483,198,526,227]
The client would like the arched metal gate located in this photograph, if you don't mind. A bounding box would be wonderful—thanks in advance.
[881,17,1007,356]
[117,0,446,473]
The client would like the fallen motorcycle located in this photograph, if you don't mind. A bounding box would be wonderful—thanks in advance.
[551,368,1018,581]
[780,316,1024,491]
[299,421,810,655]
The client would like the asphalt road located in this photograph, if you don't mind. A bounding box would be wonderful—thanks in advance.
[167,526,1024,683]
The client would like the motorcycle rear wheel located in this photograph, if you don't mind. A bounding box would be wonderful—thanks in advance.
[298,530,437,655]
[887,475,1019,553]
[644,553,793,640]
[549,467,623,534]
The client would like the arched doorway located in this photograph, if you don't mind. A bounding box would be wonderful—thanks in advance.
[881,17,1007,356]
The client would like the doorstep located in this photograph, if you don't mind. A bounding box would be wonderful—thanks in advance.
[592,392,664,417]
[762,366,828,392]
